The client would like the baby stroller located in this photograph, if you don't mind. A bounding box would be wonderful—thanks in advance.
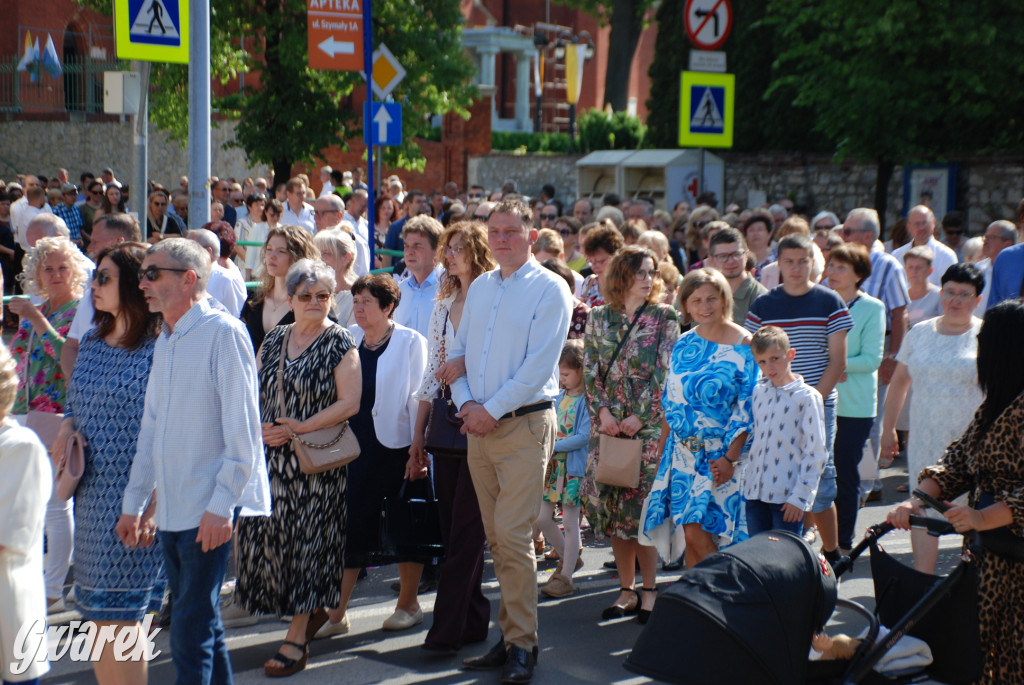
[625,495,989,685]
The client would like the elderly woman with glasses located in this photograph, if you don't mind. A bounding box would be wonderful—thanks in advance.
[880,263,985,574]
[236,258,361,677]
[582,245,679,624]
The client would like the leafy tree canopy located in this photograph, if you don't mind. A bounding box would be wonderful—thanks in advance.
[77,0,477,178]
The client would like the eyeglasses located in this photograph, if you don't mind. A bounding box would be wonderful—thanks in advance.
[468,193,484,200]
[940,289,976,302]
[841,227,867,236]
[814,224,835,231]
[295,292,331,303]
[444,245,465,256]
[558,228,573,237]
[91,190,103,196]
[634,269,658,281]
[142,266,189,282]
[539,213,558,221]
[93,270,113,286]
[151,201,167,207]
[711,251,745,262]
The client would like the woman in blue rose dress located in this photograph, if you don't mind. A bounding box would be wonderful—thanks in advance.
[641,269,759,569]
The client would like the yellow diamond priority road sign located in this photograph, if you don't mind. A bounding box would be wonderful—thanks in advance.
[370,43,406,100]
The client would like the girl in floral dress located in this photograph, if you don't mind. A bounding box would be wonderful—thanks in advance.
[582,246,679,624]
[641,269,759,570]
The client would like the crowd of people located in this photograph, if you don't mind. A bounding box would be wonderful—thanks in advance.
[0,165,1023,685]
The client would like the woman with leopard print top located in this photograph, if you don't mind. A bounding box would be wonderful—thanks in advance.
[888,300,1024,685]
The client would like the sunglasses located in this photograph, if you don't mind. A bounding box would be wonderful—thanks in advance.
[93,270,113,286]
[558,229,573,237]
[539,213,558,221]
[295,292,331,303]
[142,266,189,281]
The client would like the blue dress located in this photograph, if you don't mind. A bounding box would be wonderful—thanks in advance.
[68,333,165,621]
[641,330,759,560]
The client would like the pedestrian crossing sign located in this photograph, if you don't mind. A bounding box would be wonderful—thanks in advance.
[679,71,734,148]
[115,0,189,63]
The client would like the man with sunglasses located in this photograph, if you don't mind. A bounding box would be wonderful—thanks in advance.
[79,180,105,238]
[146,188,186,243]
[118,237,269,685]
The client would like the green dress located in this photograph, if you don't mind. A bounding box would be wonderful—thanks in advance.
[581,303,679,540]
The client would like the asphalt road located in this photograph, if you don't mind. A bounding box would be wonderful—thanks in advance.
[41,452,964,684]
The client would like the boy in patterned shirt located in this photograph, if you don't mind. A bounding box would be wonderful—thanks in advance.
[743,326,829,537]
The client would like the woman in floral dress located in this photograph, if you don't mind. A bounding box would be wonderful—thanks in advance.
[641,269,759,570]
[582,246,678,624]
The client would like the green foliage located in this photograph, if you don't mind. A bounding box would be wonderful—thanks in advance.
[491,131,573,154]
[75,0,476,174]
[576,108,647,152]
[763,0,1024,162]
[643,0,683,149]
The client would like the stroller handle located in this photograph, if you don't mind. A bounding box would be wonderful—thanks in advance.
[832,517,956,577]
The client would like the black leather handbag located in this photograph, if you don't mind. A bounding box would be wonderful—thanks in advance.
[424,310,468,457]
[378,478,446,561]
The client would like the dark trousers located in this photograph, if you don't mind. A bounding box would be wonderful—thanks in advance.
[425,454,490,649]
[835,416,875,550]
[159,527,233,685]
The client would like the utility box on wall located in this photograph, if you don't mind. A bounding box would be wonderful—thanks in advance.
[103,72,140,115]
[576,149,725,211]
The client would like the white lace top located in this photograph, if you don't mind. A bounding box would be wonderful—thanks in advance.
[412,293,458,403]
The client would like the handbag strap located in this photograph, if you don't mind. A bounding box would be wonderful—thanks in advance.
[275,325,292,418]
[602,303,647,385]
[399,476,437,501]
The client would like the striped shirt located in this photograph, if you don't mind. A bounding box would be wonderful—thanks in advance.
[862,249,909,331]
[745,285,853,406]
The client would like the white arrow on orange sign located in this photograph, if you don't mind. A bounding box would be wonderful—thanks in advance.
[319,36,355,57]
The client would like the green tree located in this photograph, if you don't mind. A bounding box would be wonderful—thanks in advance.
[78,0,476,181]
[764,0,1024,218]
[555,0,650,112]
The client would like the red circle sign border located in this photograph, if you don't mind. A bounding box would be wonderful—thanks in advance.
[684,0,733,51]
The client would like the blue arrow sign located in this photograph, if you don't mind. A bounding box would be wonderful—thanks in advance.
[365,102,402,147]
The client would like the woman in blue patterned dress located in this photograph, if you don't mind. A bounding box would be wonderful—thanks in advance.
[641,268,759,569]
[53,243,164,685]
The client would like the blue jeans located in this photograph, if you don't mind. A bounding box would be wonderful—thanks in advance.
[810,401,838,513]
[745,500,804,537]
[158,528,233,685]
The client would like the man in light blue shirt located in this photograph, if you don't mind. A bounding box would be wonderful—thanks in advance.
[452,199,571,683]
[393,215,444,336]
[118,238,270,685]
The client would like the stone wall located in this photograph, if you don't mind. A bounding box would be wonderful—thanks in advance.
[468,153,582,202]
[0,118,268,190]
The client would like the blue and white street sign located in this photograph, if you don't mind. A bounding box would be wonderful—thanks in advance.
[365,102,402,147]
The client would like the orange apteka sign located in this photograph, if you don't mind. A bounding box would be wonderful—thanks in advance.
[308,0,363,71]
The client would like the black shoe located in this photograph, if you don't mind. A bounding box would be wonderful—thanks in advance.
[462,637,507,670]
[661,558,684,572]
[156,596,172,628]
[500,645,538,684]
[602,559,641,571]
[637,587,658,625]
[601,588,640,620]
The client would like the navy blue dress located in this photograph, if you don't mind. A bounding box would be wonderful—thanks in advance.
[68,333,165,621]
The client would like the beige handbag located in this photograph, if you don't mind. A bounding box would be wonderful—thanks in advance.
[54,431,87,500]
[593,304,648,489]
[596,434,643,488]
[276,326,360,474]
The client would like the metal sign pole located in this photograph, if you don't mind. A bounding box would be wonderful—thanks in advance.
[132,60,150,234]
[188,0,211,229]
[363,0,375,267]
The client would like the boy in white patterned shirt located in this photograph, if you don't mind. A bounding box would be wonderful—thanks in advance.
[744,326,829,537]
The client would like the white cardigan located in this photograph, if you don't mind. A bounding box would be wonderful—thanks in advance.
[349,322,427,449]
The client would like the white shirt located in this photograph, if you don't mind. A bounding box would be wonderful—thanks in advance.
[281,202,315,233]
[207,261,247,318]
[348,323,427,448]
[122,299,271,531]
[393,264,443,337]
[10,199,53,250]
[892,236,958,287]
[342,212,371,274]
[449,259,572,420]
[974,257,993,317]
[743,376,828,511]
[319,184,335,198]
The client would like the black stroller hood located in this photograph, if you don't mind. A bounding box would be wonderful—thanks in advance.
[626,531,837,684]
